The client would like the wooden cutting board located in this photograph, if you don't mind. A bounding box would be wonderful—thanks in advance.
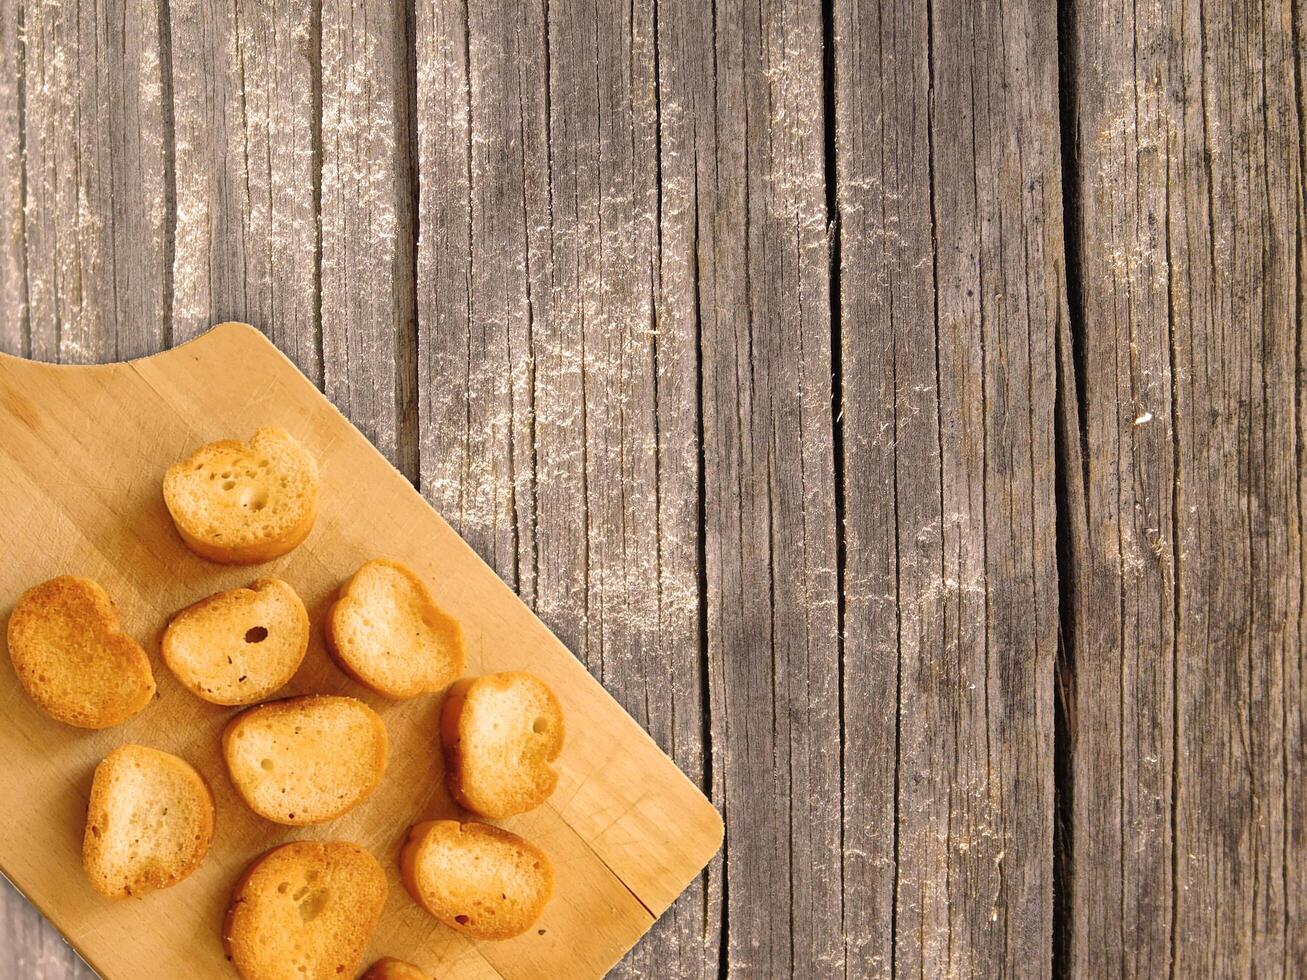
[0,322,722,979]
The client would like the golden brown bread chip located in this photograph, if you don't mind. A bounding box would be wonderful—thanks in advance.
[162,578,309,705]
[223,695,388,825]
[224,840,386,980]
[83,745,214,898]
[6,576,155,728]
[400,820,553,940]
[441,671,564,818]
[327,560,464,700]
[162,427,318,564]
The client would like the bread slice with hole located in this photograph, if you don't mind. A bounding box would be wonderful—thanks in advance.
[82,745,214,898]
[326,559,465,700]
[441,672,564,818]
[362,958,433,980]
[6,576,156,729]
[224,840,386,980]
[223,695,388,825]
[400,820,553,940]
[162,578,309,705]
[162,427,319,564]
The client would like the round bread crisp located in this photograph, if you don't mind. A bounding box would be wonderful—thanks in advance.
[362,958,434,980]
[224,841,386,980]
[6,576,155,729]
[162,427,318,564]
[441,672,564,818]
[223,695,388,825]
[400,820,553,940]
[327,559,465,700]
[83,745,214,898]
[162,578,309,705]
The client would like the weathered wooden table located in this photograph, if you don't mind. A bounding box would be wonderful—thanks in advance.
[0,0,1302,977]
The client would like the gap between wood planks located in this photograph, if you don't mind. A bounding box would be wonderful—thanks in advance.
[1052,2,1083,978]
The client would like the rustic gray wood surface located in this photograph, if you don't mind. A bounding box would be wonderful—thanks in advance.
[0,0,1302,977]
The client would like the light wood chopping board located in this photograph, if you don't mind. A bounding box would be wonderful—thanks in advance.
[0,322,722,979]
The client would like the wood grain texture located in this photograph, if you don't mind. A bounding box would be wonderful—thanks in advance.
[3,0,1307,976]
[414,2,717,975]
[169,0,320,381]
[835,0,1062,974]
[21,0,168,363]
[0,0,24,357]
[644,0,725,975]
[413,0,540,599]
[1061,0,1305,974]
[320,0,417,475]
[1,878,87,980]
[697,2,843,976]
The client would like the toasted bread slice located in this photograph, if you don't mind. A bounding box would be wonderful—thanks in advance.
[223,695,388,825]
[82,745,214,898]
[441,672,564,818]
[162,578,309,705]
[362,958,433,980]
[326,560,465,699]
[400,820,553,940]
[224,840,386,980]
[6,576,155,728]
[163,427,319,564]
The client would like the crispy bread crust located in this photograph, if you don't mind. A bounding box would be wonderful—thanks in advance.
[7,576,155,728]
[82,745,215,898]
[161,577,309,705]
[224,841,386,980]
[222,695,389,825]
[163,427,318,565]
[326,559,465,699]
[440,672,564,818]
[399,820,553,940]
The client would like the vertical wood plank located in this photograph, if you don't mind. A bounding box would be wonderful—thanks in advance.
[524,0,590,664]
[1292,6,1307,971]
[0,0,25,356]
[835,0,1062,973]
[644,0,724,974]
[544,0,715,975]
[413,0,542,599]
[1059,0,1177,969]
[414,0,717,974]
[320,0,417,473]
[831,0,927,971]
[692,1,843,976]
[22,0,168,362]
[1063,0,1305,973]
[923,0,1062,971]
[168,0,320,382]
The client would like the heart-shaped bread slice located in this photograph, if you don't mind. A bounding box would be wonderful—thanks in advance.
[83,745,214,898]
[223,695,388,825]
[362,958,433,980]
[163,427,318,564]
[400,820,553,940]
[327,560,465,699]
[224,841,386,980]
[162,578,309,705]
[441,672,564,818]
[6,576,155,728]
